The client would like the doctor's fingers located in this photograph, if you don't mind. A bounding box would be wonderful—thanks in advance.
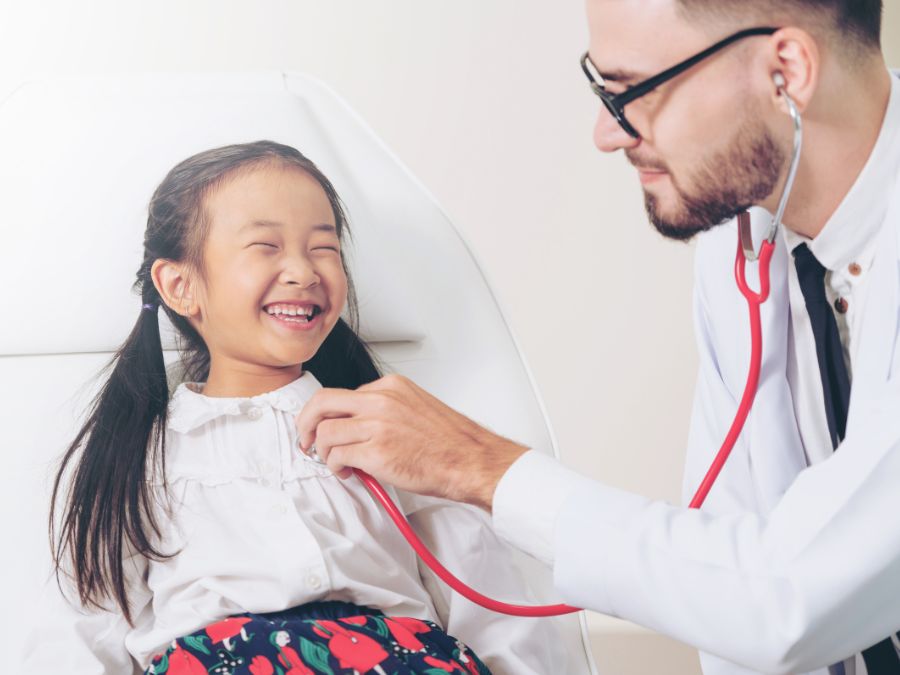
[308,417,373,461]
[295,387,397,449]
[324,438,446,497]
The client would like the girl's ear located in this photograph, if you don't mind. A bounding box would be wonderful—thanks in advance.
[151,259,200,318]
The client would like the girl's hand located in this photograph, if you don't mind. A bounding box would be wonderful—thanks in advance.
[294,374,528,510]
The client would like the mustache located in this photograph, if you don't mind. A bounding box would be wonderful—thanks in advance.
[625,150,669,173]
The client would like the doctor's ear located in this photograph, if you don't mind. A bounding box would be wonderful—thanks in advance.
[150,258,201,318]
[764,28,819,114]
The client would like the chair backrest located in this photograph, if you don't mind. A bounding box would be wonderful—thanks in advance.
[0,72,596,674]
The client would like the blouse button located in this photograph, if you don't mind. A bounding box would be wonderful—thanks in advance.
[247,407,263,420]
[305,574,322,590]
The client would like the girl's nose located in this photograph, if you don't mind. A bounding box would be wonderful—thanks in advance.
[281,255,320,288]
[593,107,641,154]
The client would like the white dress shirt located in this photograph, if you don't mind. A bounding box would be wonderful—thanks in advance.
[24,372,561,674]
[493,71,900,674]
[783,71,900,469]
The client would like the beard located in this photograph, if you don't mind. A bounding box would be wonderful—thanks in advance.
[633,117,786,242]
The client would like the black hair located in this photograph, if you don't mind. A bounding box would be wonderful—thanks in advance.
[50,140,381,622]
[677,0,883,50]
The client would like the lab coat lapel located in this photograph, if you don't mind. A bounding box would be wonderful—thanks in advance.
[846,175,900,435]
[747,215,808,512]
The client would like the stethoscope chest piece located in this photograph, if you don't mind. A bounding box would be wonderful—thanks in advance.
[299,442,326,465]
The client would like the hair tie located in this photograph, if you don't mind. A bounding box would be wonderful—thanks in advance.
[142,303,159,312]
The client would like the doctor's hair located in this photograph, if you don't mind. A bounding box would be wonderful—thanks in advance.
[49,140,382,624]
[676,0,883,53]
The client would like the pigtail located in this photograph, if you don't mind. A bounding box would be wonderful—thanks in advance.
[50,277,174,624]
[304,318,382,389]
[304,272,383,389]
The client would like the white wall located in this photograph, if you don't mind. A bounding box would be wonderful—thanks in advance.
[2,2,898,673]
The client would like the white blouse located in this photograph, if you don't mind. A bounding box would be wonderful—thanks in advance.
[23,372,561,674]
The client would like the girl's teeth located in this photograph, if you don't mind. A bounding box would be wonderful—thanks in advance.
[266,305,314,316]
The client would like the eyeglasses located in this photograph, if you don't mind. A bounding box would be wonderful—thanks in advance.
[580,27,778,138]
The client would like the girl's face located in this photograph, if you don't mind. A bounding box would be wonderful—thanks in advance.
[189,163,348,393]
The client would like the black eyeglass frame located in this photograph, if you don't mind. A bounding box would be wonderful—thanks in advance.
[580,26,779,138]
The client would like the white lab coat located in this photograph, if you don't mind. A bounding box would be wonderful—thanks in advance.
[546,185,900,673]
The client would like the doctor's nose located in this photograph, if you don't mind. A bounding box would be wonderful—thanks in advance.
[593,107,641,153]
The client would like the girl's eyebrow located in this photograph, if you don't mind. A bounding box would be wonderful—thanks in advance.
[239,219,337,233]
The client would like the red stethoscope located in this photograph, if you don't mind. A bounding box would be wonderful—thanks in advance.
[315,77,803,617]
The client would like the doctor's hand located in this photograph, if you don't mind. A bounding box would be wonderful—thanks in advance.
[294,374,529,510]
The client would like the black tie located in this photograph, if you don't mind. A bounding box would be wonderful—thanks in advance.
[793,243,900,673]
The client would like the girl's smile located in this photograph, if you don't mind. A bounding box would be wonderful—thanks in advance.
[262,301,326,331]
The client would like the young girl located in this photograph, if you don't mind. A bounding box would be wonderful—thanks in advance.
[24,141,561,674]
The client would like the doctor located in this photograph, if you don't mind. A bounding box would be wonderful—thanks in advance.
[296,1,900,673]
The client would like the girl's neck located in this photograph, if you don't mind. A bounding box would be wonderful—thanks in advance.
[201,359,304,398]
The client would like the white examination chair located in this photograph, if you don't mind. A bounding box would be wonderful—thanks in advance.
[0,73,598,674]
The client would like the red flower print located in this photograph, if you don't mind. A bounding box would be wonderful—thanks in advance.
[249,655,275,675]
[384,616,431,652]
[167,644,207,675]
[276,645,314,675]
[312,620,389,671]
[205,616,253,646]
[339,615,368,626]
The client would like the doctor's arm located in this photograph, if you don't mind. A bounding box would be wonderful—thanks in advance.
[493,399,900,674]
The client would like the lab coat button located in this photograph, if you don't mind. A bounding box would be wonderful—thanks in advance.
[834,297,849,314]
[247,407,263,420]
[306,574,322,589]
[848,262,862,276]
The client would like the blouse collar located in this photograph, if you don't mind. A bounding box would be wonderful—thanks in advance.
[167,370,323,434]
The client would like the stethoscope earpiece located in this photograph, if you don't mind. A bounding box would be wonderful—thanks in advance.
[772,71,787,90]
[739,70,803,263]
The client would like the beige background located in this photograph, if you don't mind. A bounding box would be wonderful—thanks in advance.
[1,2,898,672]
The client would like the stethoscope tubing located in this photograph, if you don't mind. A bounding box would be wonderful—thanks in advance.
[339,81,803,617]
[354,230,774,617]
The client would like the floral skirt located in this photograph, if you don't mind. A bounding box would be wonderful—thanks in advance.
[145,600,491,675]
